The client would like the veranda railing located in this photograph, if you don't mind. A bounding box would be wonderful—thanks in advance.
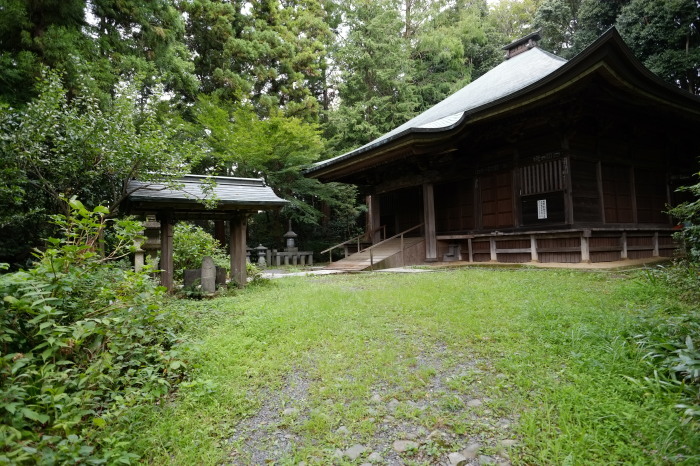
[363,223,424,270]
[321,225,386,264]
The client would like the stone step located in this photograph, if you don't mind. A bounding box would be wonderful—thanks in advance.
[325,237,423,271]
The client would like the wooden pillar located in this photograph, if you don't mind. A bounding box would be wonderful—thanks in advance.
[666,175,673,226]
[229,214,247,287]
[652,231,659,257]
[467,238,474,263]
[214,220,226,248]
[423,183,437,261]
[564,157,574,225]
[489,237,497,262]
[474,178,482,231]
[580,230,591,263]
[530,234,539,262]
[596,162,606,223]
[512,167,521,227]
[159,212,174,291]
[630,167,638,224]
[621,232,628,260]
[368,194,381,243]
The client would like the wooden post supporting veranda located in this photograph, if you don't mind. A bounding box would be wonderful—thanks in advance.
[159,212,174,291]
[580,229,591,263]
[423,183,437,261]
[621,232,628,260]
[368,194,381,244]
[530,234,539,262]
[489,237,497,262]
[229,214,248,287]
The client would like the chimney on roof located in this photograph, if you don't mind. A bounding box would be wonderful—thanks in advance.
[502,30,541,59]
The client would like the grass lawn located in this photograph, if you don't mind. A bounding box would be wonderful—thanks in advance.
[124,268,699,464]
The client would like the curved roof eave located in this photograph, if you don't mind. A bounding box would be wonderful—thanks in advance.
[307,46,568,177]
[306,112,471,175]
[307,27,700,179]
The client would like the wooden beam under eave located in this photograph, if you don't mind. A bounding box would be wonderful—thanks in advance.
[127,202,275,219]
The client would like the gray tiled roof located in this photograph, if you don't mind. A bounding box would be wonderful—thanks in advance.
[311,47,567,172]
[127,175,288,207]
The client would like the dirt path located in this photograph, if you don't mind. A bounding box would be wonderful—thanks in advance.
[225,341,518,465]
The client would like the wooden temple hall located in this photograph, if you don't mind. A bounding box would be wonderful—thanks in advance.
[306,29,700,269]
[125,175,287,289]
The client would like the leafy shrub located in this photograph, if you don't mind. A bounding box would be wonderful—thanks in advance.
[633,266,700,422]
[246,262,271,287]
[172,223,229,280]
[0,198,187,463]
[644,262,700,303]
[634,174,700,419]
[669,173,700,263]
[633,309,700,419]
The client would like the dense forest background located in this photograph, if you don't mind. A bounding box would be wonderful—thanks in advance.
[1,0,699,265]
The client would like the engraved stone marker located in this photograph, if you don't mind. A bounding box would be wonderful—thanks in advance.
[201,256,216,293]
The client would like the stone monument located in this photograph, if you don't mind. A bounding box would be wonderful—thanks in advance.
[200,256,217,293]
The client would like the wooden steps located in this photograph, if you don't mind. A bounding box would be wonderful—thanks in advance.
[325,237,424,271]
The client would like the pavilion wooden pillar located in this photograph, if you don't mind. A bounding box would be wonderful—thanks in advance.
[423,183,437,261]
[214,220,226,248]
[229,214,248,287]
[159,212,174,291]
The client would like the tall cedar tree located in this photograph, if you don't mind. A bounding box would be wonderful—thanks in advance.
[617,0,700,95]
[325,0,418,154]
[0,0,197,105]
[181,0,333,121]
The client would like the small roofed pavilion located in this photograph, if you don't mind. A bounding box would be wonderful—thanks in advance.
[125,175,287,290]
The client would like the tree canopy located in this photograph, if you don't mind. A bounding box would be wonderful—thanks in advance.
[1,0,698,264]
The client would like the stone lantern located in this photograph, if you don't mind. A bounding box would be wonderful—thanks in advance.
[255,244,267,267]
[283,221,298,252]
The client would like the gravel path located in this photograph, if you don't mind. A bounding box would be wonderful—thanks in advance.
[225,341,520,465]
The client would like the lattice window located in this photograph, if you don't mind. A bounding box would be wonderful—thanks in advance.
[519,159,565,195]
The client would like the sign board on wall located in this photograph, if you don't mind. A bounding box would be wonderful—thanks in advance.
[521,193,564,225]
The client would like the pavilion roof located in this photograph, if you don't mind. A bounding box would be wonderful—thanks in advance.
[126,175,287,217]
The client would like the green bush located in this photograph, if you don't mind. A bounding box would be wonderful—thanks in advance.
[172,223,229,280]
[633,307,700,420]
[633,266,700,422]
[0,198,187,463]
[669,173,700,263]
[637,173,700,419]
